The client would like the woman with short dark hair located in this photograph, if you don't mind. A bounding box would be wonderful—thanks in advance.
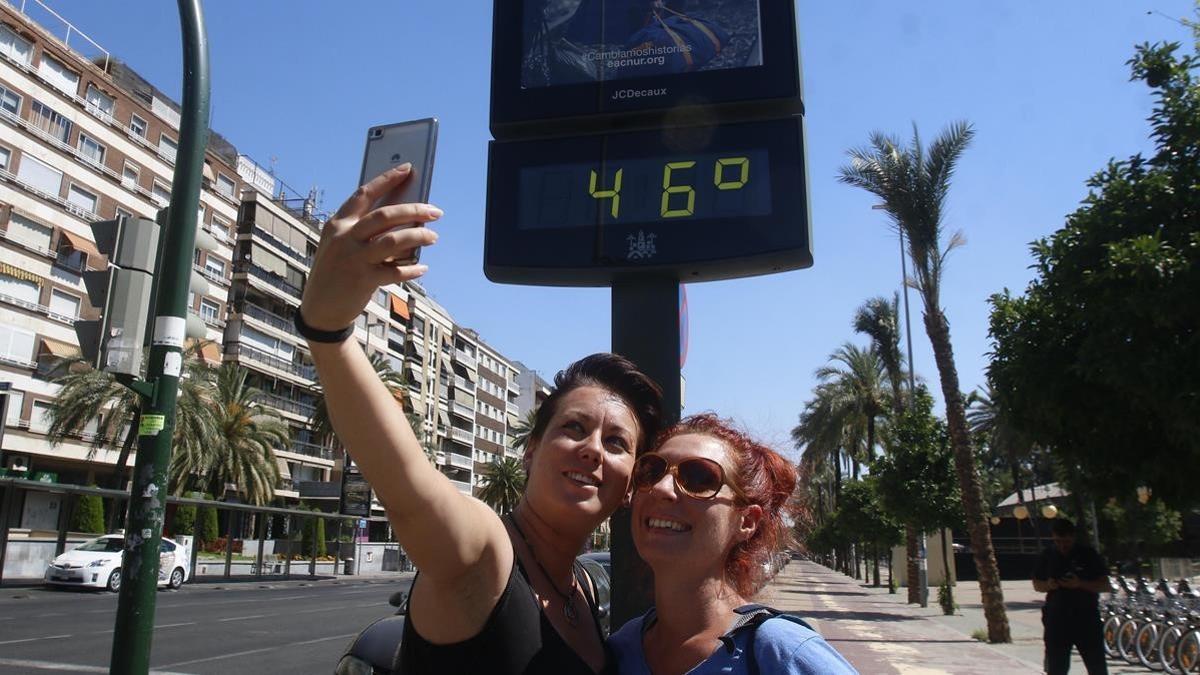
[301,167,663,673]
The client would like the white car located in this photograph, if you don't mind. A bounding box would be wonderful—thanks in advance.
[44,534,190,592]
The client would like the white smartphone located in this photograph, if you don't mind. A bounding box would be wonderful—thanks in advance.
[358,117,439,264]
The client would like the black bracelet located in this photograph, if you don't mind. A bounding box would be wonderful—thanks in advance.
[293,308,354,343]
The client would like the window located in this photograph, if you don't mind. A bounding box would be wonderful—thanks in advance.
[0,325,34,366]
[30,100,72,144]
[31,400,53,432]
[8,213,52,250]
[375,289,389,307]
[0,146,8,171]
[67,184,98,215]
[84,84,115,120]
[158,134,177,163]
[37,54,80,96]
[116,207,134,221]
[0,25,32,65]
[129,113,147,138]
[4,389,23,424]
[0,272,39,305]
[0,84,21,116]
[204,257,225,279]
[216,173,235,198]
[200,298,220,323]
[16,154,62,195]
[152,181,170,206]
[122,162,139,189]
[78,133,105,165]
[192,248,202,265]
[48,289,79,320]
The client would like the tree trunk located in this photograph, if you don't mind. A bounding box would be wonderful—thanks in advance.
[906,524,920,604]
[887,544,895,593]
[924,309,1011,643]
[867,415,877,463]
[941,527,954,612]
[873,544,881,587]
[105,409,141,533]
[1010,459,1027,553]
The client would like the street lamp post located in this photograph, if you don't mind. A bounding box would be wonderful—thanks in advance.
[873,204,927,608]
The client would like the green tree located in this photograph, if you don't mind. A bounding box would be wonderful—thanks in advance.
[71,491,105,534]
[839,122,1010,641]
[834,478,903,587]
[301,510,327,559]
[174,504,196,536]
[1100,497,1184,566]
[814,344,889,475]
[988,34,1200,506]
[873,388,964,615]
[477,456,526,514]
[509,407,538,453]
[170,364,287,505]
[198,500,219,544]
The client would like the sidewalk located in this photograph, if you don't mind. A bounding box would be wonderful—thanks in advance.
[761,560,1139,674]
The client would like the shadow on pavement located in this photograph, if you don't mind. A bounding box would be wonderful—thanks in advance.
[780,589,871,597]
[798,610,918,622]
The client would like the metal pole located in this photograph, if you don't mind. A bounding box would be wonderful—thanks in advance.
[611,277,683,627]
[898,226,928,608]
[0,482,15,585]
[109,1,209,670]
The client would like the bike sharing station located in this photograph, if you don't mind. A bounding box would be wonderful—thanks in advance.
[485,0,810,623]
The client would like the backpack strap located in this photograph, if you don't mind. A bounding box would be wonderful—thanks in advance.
[721,604,816,675]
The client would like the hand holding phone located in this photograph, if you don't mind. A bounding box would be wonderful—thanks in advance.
[359,118,439,264]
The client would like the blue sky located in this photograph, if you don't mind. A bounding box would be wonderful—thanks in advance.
[46,0,1195,455]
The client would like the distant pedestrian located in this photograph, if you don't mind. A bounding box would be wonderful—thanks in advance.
[1033,519,1109,675]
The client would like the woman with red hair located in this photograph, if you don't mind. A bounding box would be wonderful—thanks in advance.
[608,413,856,674]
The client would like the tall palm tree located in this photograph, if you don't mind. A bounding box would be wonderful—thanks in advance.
[477,456,525,514]
[509,407,538,453]
[310,351,407,448]
[815,343,888,469]
[854,294,923,601]
[171,363,288,505]
[839,121,1011,642]
[967,385,1040,548]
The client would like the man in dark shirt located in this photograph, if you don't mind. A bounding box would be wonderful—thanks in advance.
[1033,518,1109,674]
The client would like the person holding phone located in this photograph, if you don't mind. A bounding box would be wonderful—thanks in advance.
[300,167,664,673]
[607,414,857,674]
[1032,519,1109,675]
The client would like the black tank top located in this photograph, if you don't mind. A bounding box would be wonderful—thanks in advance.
[399,554,605,674]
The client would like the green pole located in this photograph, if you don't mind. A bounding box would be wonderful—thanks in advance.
[109,1,209,672]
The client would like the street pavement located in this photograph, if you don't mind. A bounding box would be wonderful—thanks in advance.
[761,559,1145,674]
[0,573,412,674]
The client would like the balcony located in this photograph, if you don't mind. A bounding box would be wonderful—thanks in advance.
[289,440,334,461]
[450,427,474,446]
[234,262,303,299]
[250,224,313,268]
[454,376,475,392]
[297,481,340,499]
[454,349,477,370]
[451,401,474,420]
[506,401,520,417]
[449,479,473,495]
[259,392,315,418]
[242,302,299,337]
[447,452,473,470]
[508,379,521,395]
[193,263,228,288]
[0,227,57,260]
[228,342,316,380]
[0,290,76,325]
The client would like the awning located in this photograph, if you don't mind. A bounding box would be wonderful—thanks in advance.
[409,341,426,359]
[276,457,292,480]
[39,336,76,358]
[407,394,427,416]
[0,262,41,285]
[199,341,221,364]
[389,294,410,320]
[202,162,216,183]
[461,367,477,383]
[59,230,101,260]
[437,408,450,427]
[407,364,424,382]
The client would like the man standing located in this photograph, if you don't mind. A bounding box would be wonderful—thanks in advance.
[1033,518,1110,674]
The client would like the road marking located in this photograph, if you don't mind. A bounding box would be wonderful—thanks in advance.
[158,622,197,629]
[217,614,268,622]
[35,612,65,617]
[0,658,193,674]
[0,634,72,645]
[158,633,359,668]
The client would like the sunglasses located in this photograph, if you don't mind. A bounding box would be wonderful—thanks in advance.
[632,453,744,501]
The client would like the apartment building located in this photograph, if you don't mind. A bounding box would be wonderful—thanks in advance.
[0,1,526,519]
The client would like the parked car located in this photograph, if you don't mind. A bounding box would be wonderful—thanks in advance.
[336,554,612,674]
[43,534,190,592]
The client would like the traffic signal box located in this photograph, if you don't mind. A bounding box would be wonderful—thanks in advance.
[74,215,161,377]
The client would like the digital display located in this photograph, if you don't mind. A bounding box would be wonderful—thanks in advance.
[521,0,763,89]
[517,149,771,229]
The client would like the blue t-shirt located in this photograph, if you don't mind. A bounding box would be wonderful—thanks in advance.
[607,608,858,674]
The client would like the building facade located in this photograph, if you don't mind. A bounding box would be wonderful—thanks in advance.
[0,2,525,524]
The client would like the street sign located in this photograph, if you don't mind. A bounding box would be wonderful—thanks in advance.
[491,0,802,138]
[485,116,810,284]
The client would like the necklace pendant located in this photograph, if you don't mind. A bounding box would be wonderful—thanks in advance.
[563,597,579,626]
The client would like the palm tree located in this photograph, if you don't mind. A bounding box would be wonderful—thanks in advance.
[509,407,538,453]
[171,363,288,505]
[967,385,1040,549]
[45,343,214,529]
[839,121,1011,642]
[477,456,525,514]
[854,294,922,600]
[310,351,407,448]
[814,343,889,471]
